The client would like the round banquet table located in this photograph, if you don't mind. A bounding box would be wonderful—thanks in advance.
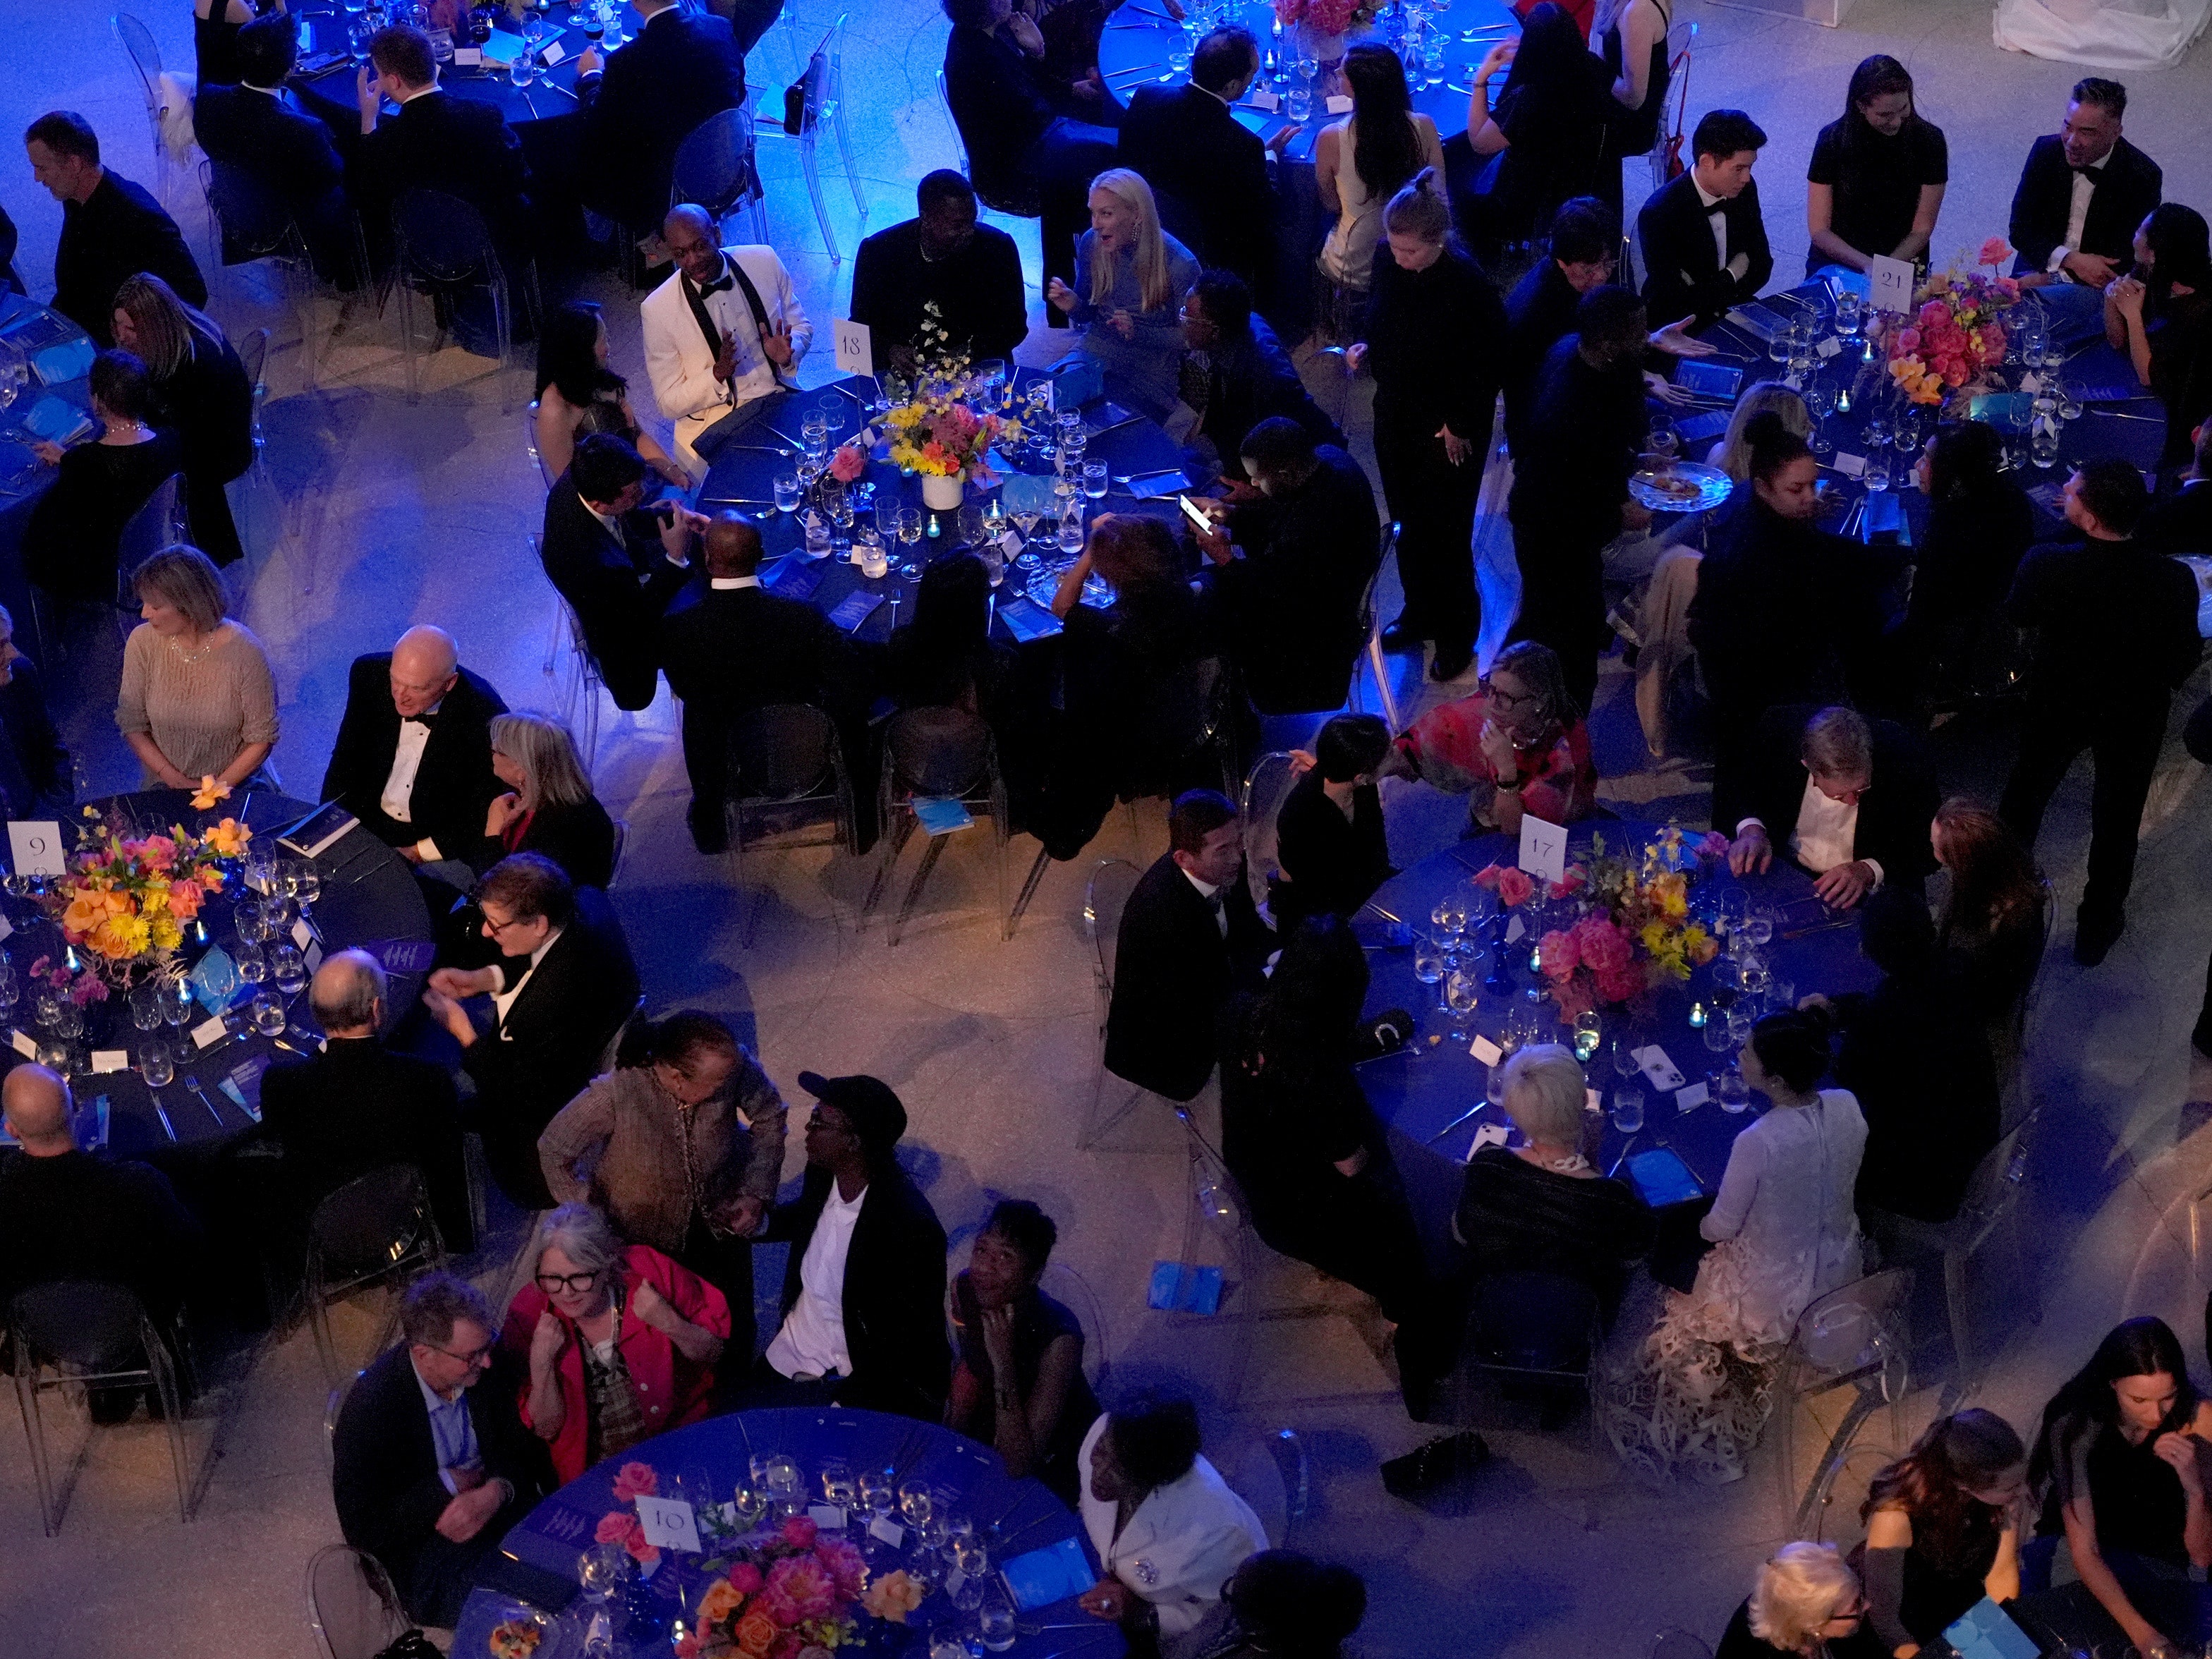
[0,788,432,1160]
[1354,822,1880,1276]
[0,290,97,664]
[454,1406,1109,1659]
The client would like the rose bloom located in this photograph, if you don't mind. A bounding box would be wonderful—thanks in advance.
[813,1537,866,1602]
[1539,930,1579,980]
[700,1579,748,1623]
[595,1512,634,1545]
[779,1516,818,1549]
[734,1610,782,1658]
[611,1462,660,1502]
[764,1555,837,1622]
[203,818,251,858]
[1979,236,2013,267]
[728,1564,765,1596]
[1494,868,1536,908]
[166,877,205,920]
[829,444,868,483]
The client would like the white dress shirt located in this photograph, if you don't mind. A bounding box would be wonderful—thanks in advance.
[1693,178,1751,284]
[1742,779,1883,887]
[490,925,564,1030]
[381,711,441,858]
[1184,870,1227,939]
[2049,150,2111,277]
[765,1180,867,1378]
[710,576,762,590]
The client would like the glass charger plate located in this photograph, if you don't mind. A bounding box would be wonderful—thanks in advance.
[1629,458,1733,514]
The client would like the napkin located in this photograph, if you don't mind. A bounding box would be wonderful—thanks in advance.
[21,395,92,444]
[31,338,97,387]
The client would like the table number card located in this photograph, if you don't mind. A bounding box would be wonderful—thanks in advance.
[1517,813,1567,887]
[1868,254,1916,315]
[636,1495,703,1552]
[6,820,66,877]
[833,317,873,377]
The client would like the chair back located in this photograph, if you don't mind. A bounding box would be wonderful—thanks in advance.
[672,107,762,223]
[935,68,968,174]
[307,1163,441,1277]
[523,400,552,489]
[1083,857,1141,999]
[1952,1111,2035,1251]
[118,478,192,582]
[597,992,648,1077]
[206,159,297,260]
[1239,750,1301,913]
[792,20,844,143]
[11,1280,154,1373]
[1783,1267,1912,1400]
[1650,1631,1715,1659]
[111,11,164,111]
[393,189,498,284]
[303,1543,408,1659]
[238,324,270,392]
[885,706,995,801]
[1038,1259,1110,1390]
[1215,1429,1296,1547]
[729,704,839,803]
[1467,1270,1600,1372]
[609,818,630,885]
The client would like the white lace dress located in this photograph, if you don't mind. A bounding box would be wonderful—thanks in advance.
[1603,1090,1868,1483]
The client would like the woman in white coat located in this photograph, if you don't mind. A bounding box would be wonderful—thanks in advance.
[1076,1392,1268,1658]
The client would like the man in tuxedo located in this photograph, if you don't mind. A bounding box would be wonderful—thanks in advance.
[540,433,706,712]
[2007,78,2161,342]
[849,172,1026,375]
[1998,460,2201,966]
[332,1273,550,1627]
[1193,418,1378,715]
[322,626,509,874]
[421,853,641,1208]
[643,204,811,481]
[1177,272,1342,482]
[660,511,855,853]
[1117,26,1292,295]
[24,111,207,346]
[351,25,533,272]
[2142,422,2212,554]
[1636,108,1771,329]
[195,14,355,284]
[1717,705,1940,910]
[575,0,748,241]
[1104,790,1275,1104]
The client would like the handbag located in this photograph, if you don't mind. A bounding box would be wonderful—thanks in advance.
[373,1633,444,1659]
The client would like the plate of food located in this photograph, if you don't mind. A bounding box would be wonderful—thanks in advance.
[487,1612,552,1659]
[1629,457,1733,514]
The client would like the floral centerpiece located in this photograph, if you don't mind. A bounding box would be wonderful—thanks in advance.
[1885,238,2021,408]
[1271,0,1377,63]
[845,302,1019,511]
[30,808,250,989]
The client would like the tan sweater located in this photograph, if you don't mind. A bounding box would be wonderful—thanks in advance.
[115,621,280,783]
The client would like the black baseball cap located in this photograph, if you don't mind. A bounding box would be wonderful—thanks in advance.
[796,1071,909,1151]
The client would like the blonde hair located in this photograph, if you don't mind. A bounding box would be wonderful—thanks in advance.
[489,711,594,813]
[1086,169,1174,313]
[112,272,221,382]
[1713,383,1812,482]
[132,545,230,633]
[1748,1544,1859,1655]
[1500,1044,1588,1146]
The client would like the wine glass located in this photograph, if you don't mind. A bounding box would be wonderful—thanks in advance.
[860,1466,896,1519]
[162,978,195,1033]
[129,981,163,1032]
[235,940,268,985]
[1611,1033,1641,1083]
[820,1458,858,1515]
[1445,967,1480,1040]
[0,962,17,1021]
[1572,1010,1603,1062]
[1804,384,1836,454]
[1413,933,1447,1009]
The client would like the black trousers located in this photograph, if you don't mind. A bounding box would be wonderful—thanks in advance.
[2194,946,2212,1061]
[1998,699,2168,926]
[676,1213,758,1382]
[1506,502,1609,714]
[1028,119,1118,292]
[1373,405,1483,657]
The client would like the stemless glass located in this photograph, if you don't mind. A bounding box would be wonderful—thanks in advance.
[272,944,309,997]
[1610,1085,1645,1135]
[1743,901,1775,948]
[253,990,288,1037]
[1057,510,1086,557]
[1083,459,1108,499]
[1717,1063,1753,1113]
[1611,1033,1641,1082]
[773,471,801,514]
[141,1035,175,1088]
[1413,934,1447,1007]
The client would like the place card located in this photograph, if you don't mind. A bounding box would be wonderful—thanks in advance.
[1324,94,1353,114]
[944,1567,968,1600]
[1468,1122,1511,1158]
[1633,1046,1687,1090]
[538,37,566,64]
[1244,87,1279,112]
[1816,337,1841,359]
[90,1050,128,1074]
[192,1014,230,1050]
[1675,1081,1710,1111]
[10,1029,36,1059]
[808,1504,848,1531]
[293,918,316,950]
[0,913,12,942]
[1833,452,1866,478]
[868,1514,905,1548]
[453,45,481,64]
[1504,915,1525,944]
[1469,1034,1502,1066]
[636,1495,702,1553]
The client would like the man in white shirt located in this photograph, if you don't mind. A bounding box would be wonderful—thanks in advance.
[2007,78,2163,341]
[642,203,813,482]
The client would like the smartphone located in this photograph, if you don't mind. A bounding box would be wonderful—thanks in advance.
[1177,494,1214,534]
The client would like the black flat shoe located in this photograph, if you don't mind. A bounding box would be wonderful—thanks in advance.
[2074,909,2125,966]
[1379,617,1425,653]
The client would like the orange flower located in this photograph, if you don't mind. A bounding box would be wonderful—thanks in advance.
[61,887,128,937]
[734,1610,782,1657]
[190,776,232,810]
[700,1580,747,1623]
[202,818,251,858]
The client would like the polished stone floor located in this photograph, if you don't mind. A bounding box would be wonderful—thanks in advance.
[4,2,2212,1655]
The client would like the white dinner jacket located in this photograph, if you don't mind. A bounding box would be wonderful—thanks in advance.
[1076,1414,1268,1642]
[640,245,813,423]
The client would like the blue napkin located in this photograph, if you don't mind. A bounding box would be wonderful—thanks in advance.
[913,798,973,835]
[31,338,96,387]
[190,944,243,1012]
[20,394,92,444]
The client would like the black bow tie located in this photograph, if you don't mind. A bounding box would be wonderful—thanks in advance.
[403,712,438,729]
[2070,163,2101,178]
[695,273,734,296]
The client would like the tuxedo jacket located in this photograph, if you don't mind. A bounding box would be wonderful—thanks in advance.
[194,83,346,221]
[2143,478,2212,557]
[320,652,509,859]
[580,6,748,233]
[540,478,693,712]
[1117,83,1275,285]
[1711,703,1939,894]
[1104,851,1276,1101]
[53,171,207,346]
[1636,172,1773,328]
[2007,133,2162,276]
[640,245,811,424]
[353,88,530,238]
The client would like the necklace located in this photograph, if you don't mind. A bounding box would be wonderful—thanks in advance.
[166,628,220,664]
[1529,1144,1590,1173]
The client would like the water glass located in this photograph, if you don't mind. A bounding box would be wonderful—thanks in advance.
[1610,1085,1645,1135]
[2057,379,2084,421]
[860,540,890,581]
[1611,1033,1641,1081]
[1717,1064,1753,1113]
[253,990,287,1037]
[1834,288,1862,338]
[2030,413,2062,469]
[235,940,269,984]
[1704,1016,1737,1055]
[930,1631,968,1659]
[272,944,308,997]
[1287,80,1311,120]
[1445,968,1480,1038]
[1057,511,1086,557]
[1744,901,1775,947]
[141,1036,175,1088]
[772,471,801,514]
[510,44,537,85]
[129,981,164,1031]
[1412,934,1446,1002]
[1082,459,1109,499]
[1167,35,1191,73]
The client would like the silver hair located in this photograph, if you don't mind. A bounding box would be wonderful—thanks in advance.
[1748,1543,1859,1653]
[533,1203,624,1284]
[490,712,594,811]
[1500,1044,1588,1145]
[1800,705,1873,781]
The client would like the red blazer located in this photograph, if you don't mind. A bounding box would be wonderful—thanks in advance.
[502,1244,730,1483]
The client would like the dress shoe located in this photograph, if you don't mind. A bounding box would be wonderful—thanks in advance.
[687,801,730,856]
[1430,645,1473,681]
[2073,907,2125,966]
[1378,616,1426,653]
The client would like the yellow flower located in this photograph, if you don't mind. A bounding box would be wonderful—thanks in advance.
[148,913,182,952]
[202,818,252,858]
[190,775,232,810]
[88,912,152,960]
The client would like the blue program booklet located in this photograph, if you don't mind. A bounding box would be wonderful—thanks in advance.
[1942,1599,2039,1659]
[825,590,883,633]
[999,1538,1093,1611]
[1625,1146,1703,1208]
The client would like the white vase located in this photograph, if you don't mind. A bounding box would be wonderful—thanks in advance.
[921,472,965,511]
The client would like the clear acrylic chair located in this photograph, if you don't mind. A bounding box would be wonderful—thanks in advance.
[774,16,865,262]
[523,400,552,490]
[303,1543,409,1659]
[391,188,535,408]
[1077,856,1144,1150]
[1238,750,1301,918]
[723,703,856,946]
[865,705,1009,946]
[1771,1267,1914,1537]
[303,1163,446,1386]
[111,11,176,204]
[672,107,768,246]
[1347,533,1402,731]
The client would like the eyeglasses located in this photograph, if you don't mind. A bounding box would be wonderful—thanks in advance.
[425,1339,496,1369]
[1481,679,1534,710]
[534,1270,601,1294]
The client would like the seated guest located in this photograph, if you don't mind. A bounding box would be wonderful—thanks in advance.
[758,1073,949,1418]
[478,712,616,887]
[1270,714,1394,928]
[111,274,253,569]
[660,511,854,853]
[540,1010,786,1360]
[1501,195,1618,451]
[940,0,1117,293]
[1191,417,1377,715]
[1460,4,1614,253]
[1933,797,2048,1030]
[1208,1552,1368,1659]
[850,172,1026,376]
[2141,417,2212,554]
[533,301,687,488]
[1708,382,1811,481]
[504,1203,729,1483]
[1220,917,1447,1416]
[1637,108,1773,328]
[194,13,357,287]
[1076,1390,1268,1651]
[2007,78,2162,340]
[884,551,1011,717]
[1023,0,1125,128]
[1804,56,1947,279]
[23,348,187,606]
[421,853,641,1209]
[1045,169,1199,422]
[322,626,509,870]
[1382,640,1596,835]
[1454,1043,1654,1315]
[573,0,748,239]
[1719,705,1939,909]
[193,0,270,88]
[25,110,207,346]
[351,25,533,270]
[1857,1411,2027,1655]
[1117,28,1291,291]
[2027,1318,2212,1655]
[1178,274,1345,485]
[642,205,811,482]
[1715,1543,1885,1659]
[1105,789,1275,1104]
[947,1198,1102,1505]
[1902,420,2036,708]
[2107,204,2212,468]
[1315,44,1444,329]
[116,545,277,792]
[1593,0,1672,216]
[332,1273,549,1628]
[0,604,72,821]
[540,432,704,712]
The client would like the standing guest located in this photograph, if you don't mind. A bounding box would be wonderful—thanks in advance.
[885,552,1010,719]
[1998,460,2200,966]
[2007,78,2162,341]
[1382,640,1596,834]
[1045,169,1199,422]
[533,301,687,489]
[504,1203,729,1483]
[1804,56,1948,279]
[1177,272,1344,485]
[111,274,253,569]
[322,626,509,870]
[25,111,207,346]
[1104,789,1275,1105]
[1501,196,1618,451]
[573,0,748,241]
[1206,1552,1368,1659]
[1350,169,1502,684]
[1902,421,2036,710]
[539,432,704,712]
[1593,0,1673,214]
[1932,798,2049,1031]
[420,853,641,1209]
[0,605,73,822]
[1637,108,1771,329]
[946,1199,1102,1505]
[641,205,810,482]
[849,172,1027,375]
[1270,714,1395,928]
[331,1274,550,1628]
[756,1074,950,1419]
[1715,1544,1884,1659]
[194,13,358,286]
[116,546,277,791]
[1315,44,1445,332]
[1857,1411,2027,1655]
[1461,4,1615,252]
[193,0,276,88]
[540,1011,785,1362]
[478,712,616,887]
[2105,204,2212,470]
[21,349,186,606]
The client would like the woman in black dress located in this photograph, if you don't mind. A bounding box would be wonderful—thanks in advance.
[1715,1544,1885,1659]
[1931,798,2047,1033]
[2106,204,2212,470]
[885,551,1011,718]
[1804,56,1949,279]
[23,348,186,605]
[1593,0,1672,214]
[1462,4,1615,253]
[111,274,253,567]
[533,301,688,488]
[1270,714,1394,928]
[1857,1410,2027,1655]
[1901,420,2035,710]
[193,0,279,86]
[478,712,618,888]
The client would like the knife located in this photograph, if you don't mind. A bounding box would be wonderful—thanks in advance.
[150,1094,178,1141]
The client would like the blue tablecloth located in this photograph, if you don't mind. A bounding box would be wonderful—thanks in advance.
[0,290,96,662]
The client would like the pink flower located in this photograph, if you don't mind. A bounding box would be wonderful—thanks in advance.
[1694,831,1730,863]
[1538,930,1579,981]
[813,1537,867,1601]
[1575,916,1634,976]
[829,443,868,483]
[595,1511,633,1544]
[728,1563,765,1596]
[1470,862,1503,889]
[1495,868,1536,909]
[778,1515,818,1550]
[1596,964,1648,1004]
[763,1555,837,1623]
[137,834,178,873]
[68,975,107,1007]
[1893,327,1920,353]
[1548,868,1587,900]
[767,1636,803,1659]
[611,1462,660,1502]
[1978,236,2013,268]
[1994,275,2022,300]
[166,876,204,920]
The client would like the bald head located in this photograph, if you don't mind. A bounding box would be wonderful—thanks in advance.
[2,1064,74,1155]
[310,948,387,1036]
[663,204,724,286]
[390,626,459,719]
[704,511,765,578]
